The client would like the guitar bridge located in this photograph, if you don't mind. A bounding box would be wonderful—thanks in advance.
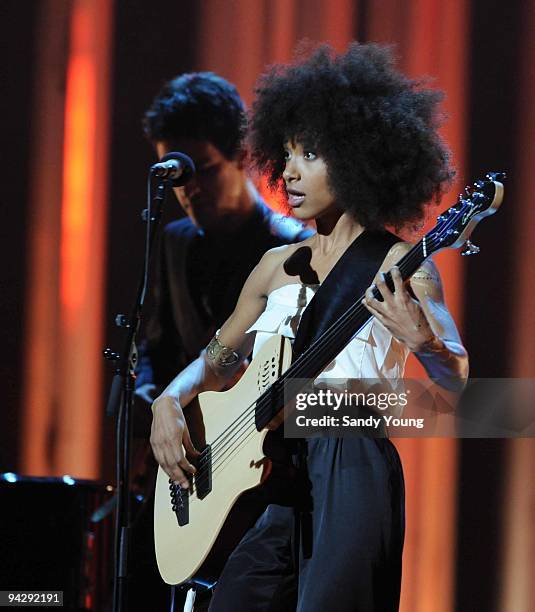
[169,479,190,526]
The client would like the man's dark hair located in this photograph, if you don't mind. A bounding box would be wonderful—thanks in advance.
[143,72,246,159]
[249,42,455,230]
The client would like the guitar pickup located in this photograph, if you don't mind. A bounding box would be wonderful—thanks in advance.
[169,479,190,527]
[195,445,212,500]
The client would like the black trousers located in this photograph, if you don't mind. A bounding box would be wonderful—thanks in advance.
[208,437,405,612]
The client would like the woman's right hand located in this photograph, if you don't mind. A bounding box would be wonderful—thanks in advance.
[150,395,200,488]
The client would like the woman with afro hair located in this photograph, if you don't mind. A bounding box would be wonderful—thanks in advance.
[150,42,469,611]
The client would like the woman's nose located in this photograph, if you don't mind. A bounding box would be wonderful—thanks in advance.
[283,159,300,183]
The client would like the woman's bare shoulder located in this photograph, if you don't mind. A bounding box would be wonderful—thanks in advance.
[262,235,315,262]
[254,238,314,288]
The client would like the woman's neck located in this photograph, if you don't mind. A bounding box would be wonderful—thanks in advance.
[312,209,365,254]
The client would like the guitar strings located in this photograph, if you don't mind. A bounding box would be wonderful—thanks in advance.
[185,239,459,501]
[189,233,449,494]
[185,199,477,495]
[190,226,456,485]
[199,235,433,453]
[167,194,486,508]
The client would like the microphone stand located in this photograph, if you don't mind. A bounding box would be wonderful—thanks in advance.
[104,172,170,612]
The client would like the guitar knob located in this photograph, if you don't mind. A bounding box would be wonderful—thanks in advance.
[461,240,480,256]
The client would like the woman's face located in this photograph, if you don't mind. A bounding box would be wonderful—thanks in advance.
[282,141,337,220]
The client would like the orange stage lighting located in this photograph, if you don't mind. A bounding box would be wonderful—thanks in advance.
[23,0,112,479]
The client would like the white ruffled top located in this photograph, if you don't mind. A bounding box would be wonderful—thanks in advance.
[246,283,409,381]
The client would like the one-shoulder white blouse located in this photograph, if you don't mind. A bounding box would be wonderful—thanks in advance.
[246,283,410,382]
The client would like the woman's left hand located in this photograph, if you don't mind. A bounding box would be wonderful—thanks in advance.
[362,266,435,352]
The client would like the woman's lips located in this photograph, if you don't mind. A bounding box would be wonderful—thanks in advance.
[288,193,305,207]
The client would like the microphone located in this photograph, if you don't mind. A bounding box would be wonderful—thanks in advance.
[151,152,195,186]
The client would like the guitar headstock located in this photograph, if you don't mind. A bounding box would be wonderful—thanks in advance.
[423,172,505,257]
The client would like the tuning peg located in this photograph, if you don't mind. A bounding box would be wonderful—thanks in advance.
[103,347,120,361]
[461,240,480,256]
[471,192,486,205]
[141,209,157,222]
[115,313,130,328]
[486,171,507,182]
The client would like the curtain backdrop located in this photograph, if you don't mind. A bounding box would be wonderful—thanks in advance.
[17,1,535,609]
[23,0,113,478]
[499,1,535,609]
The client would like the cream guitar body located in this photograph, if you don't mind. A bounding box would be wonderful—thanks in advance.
[154,334,293,585]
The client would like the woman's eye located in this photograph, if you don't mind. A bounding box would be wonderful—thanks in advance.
[304,151,317,160]
[283,150,291,161]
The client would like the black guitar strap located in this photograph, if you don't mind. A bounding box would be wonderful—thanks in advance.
[291,229,400,360]
[289,229,400,565]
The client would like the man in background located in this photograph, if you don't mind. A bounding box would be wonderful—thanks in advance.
[136,71,309,404]
[129,72,311,611]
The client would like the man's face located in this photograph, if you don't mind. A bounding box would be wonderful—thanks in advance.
[155,139,246,232]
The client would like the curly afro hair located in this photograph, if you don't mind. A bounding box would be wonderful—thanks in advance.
[249,42,455,230]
